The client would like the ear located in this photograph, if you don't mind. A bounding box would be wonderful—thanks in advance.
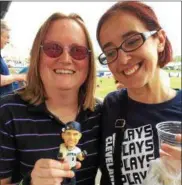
[78,133,82,140]
[157,29,166,53]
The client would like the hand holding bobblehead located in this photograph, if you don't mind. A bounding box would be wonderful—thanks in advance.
[58,121,86,185]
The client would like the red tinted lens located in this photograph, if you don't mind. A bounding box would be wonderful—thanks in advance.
[43,43,63,58]
[70,45,89,60]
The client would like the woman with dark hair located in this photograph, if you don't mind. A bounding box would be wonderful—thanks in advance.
[97,1,181,185]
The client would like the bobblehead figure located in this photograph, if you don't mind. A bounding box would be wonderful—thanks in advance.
[57,121,87,185]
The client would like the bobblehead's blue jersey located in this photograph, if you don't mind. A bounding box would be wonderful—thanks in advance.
[100,89,182,185]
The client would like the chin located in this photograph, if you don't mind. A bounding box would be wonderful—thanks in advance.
[56,85,74,90]
[58,87,72,91]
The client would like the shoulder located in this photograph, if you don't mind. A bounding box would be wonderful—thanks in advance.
[60,143,66,148]
[0,93,26,106]
[103,89,128,106]
[0,56,5,64]
[0,94,28,112]
[94,97,103,112]
[176,89,182,95]
[172,89,182,103]
[167,89,182,105]
[75,146,81,153]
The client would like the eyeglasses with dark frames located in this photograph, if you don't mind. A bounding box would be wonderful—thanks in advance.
[98,30,158,65]
[40,42,91,60]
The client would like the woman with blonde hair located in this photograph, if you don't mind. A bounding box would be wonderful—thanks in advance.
[0,12,101,185]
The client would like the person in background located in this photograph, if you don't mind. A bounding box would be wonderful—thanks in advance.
[97,1,181,185]
[0,13,101,185]
[0,19,26,97]
[13,66,29,90]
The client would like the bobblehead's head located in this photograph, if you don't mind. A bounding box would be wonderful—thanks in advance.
[62,121,82,149]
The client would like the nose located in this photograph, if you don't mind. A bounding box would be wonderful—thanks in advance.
[6,36,10,44]
[69,134,74,140]
[58,47,72,64]
[117,49,131,65]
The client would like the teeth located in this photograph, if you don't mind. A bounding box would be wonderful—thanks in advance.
[124,64,139,76]
[55,69,74,74]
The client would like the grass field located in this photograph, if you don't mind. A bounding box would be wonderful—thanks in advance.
[95,76,181,98]
[9,67,181,99]
[170,77,181,89]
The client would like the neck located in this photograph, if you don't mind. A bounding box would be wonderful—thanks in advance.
[67,146,75,150]
[45,89,79,123]
[127,69,176,104]
[46,91,78,107]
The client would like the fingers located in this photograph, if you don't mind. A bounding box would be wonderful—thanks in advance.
[31,159,75,185]
[35,159,70,170]
[176,134,182,142]
[160,134,181,160]
[160,149,171,157]
[75,161,81,169]
[31,177,63,185]
[160,143,181,160]
[32,168,74,178]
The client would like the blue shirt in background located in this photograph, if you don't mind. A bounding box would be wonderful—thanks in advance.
[0,55,13,97]
[13,66,29,90]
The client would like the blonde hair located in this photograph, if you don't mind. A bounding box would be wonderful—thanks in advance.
[18,13,96,111]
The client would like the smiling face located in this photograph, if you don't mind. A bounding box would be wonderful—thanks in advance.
[39,19,89,93]
[99,11,165,89]
[62,129,82,149]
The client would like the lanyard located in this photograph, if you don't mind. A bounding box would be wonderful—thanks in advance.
[113,90,128,185]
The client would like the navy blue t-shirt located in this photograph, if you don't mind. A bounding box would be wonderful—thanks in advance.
[0,55,13,96]
[100,89,182,185]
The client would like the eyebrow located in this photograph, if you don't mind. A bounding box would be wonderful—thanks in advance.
[102,30,139,50]
[122,30,139,39]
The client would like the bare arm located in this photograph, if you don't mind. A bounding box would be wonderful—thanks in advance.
[0,74,26,87]
[0,177,13,185]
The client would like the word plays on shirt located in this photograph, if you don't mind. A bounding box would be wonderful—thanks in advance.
[105,124,155,185]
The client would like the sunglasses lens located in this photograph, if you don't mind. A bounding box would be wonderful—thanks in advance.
[43,43,62,58]
[70,46,89,60]
[42,43,89,60]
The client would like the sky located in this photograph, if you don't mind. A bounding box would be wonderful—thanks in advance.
[3,2,181,59]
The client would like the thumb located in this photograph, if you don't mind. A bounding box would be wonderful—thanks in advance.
[176,134,181,143]
[76,161,81,169]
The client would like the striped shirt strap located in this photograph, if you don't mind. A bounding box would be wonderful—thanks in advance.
[19,179,23,185]
[18,173,31,185]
